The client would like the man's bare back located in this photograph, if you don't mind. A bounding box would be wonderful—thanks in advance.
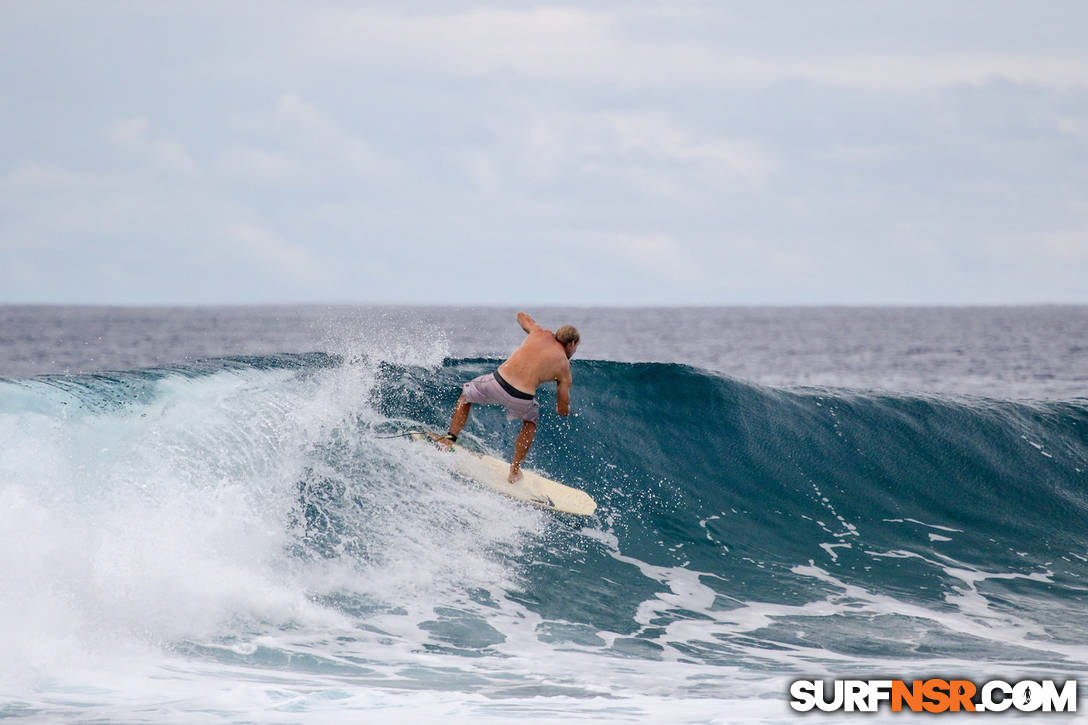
[497,313,576,414]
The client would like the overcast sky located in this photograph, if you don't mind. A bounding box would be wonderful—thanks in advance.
[2,1,1087,305]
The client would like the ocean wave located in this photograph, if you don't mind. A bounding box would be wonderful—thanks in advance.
[2,353,1087,712]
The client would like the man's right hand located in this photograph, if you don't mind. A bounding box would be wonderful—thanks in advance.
[516,312,540,334]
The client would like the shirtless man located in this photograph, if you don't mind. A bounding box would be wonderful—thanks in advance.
[438,313,579,483]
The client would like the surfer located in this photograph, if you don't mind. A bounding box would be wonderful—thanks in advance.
[437,312,579,483]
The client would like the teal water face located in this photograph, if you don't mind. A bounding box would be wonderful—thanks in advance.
[383,358,1088,661]
[2,353,1086,721]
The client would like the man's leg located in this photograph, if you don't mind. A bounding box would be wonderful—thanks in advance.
[439,394,471,449]
[508,420,536,483]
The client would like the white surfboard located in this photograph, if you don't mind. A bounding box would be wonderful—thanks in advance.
[409,431,597,516]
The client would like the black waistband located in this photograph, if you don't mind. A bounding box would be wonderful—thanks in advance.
[493,370,534,400]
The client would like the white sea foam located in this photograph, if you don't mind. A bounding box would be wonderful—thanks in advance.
[0,346,547,711]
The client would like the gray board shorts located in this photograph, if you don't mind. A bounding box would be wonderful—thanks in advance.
[462,371,540,423]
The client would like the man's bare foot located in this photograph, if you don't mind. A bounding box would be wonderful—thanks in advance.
[427,432,455,450]
[507,468,523,484]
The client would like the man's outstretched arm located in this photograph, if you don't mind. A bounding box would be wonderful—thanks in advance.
[516,312,541,334]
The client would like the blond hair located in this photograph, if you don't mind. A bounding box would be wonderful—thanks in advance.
[555,324,580,345]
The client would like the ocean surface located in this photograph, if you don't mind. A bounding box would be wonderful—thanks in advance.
[1,305,1086,723]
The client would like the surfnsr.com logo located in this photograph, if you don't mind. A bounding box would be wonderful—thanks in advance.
[789,679,1078,713]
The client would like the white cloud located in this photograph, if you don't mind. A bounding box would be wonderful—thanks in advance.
[609,233,702,283]
[216,147,306,185]
[1035,227,1088,261]
[107,117,196,173]
[776,54,1088,91]
[271,94,382,176]
[595,112,777,182]
[4,163,116,194]
[221,221,331,286]
[298,7,1088,91]
[300,7,627,77]
[1040,114,1083,138]
[1,162,141,243]
[4,3,1088,304]
[506,110,776,193]
[768,250,814,275]
[458,152,501,196]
